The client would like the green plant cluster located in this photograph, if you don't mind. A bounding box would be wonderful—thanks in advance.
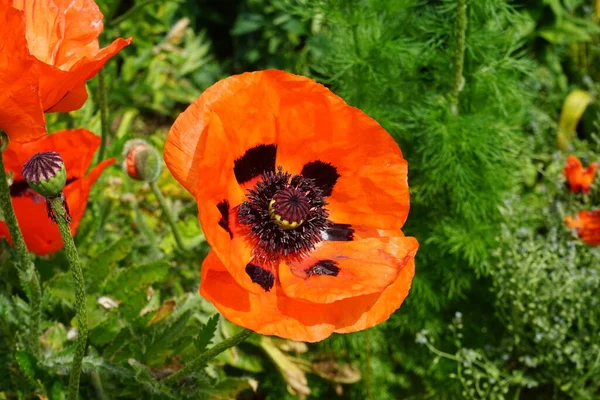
[2,0,600,399]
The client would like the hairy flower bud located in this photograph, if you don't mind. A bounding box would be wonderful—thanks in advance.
[123,139,162,182]
[22,151,67,197]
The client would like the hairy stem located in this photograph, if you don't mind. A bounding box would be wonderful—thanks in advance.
[48,196,88,400]
[451,0,467,115]
[150,181,187,251]
[163,328,253,385]
[97,69,110,163]
[0,148,41,354]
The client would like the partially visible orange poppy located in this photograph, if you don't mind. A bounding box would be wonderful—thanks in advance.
[0,129,115,255]
[565,210,600,246]
[564,155,597,193]
[165,70,418,342]
[0,0,132,142]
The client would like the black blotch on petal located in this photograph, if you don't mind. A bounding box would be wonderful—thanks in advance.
[323,223,354,241]
[217,200,233,238]
[245,263,275,291]
[234,144,277,184]
[301,161,340,197]
[306,260,340,277]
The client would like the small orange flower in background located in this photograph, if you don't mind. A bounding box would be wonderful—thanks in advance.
[0,0,132,142]
[565,210,600,246]
[165,70,418,342]
[0,129,115,255]
[564,155,597,193]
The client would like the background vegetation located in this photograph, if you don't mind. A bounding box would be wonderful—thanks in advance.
[2,0,600,398]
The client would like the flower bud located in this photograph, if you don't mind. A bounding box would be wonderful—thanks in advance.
[123,139,162,182]
[22,151,67,197]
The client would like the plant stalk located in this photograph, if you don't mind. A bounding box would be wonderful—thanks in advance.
[48,196,88,400]
[150,181,188,251]
[97,69,110,163]
[451,0,467,115]
[163,328,253,385]
[0,147,41,354]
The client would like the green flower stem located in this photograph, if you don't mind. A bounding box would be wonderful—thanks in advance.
[48,196,88,400]
[451,0,467,115]
[97,69,110,163]
[163,328,253,385]
[150,181,188,251]
[0,148,41,354]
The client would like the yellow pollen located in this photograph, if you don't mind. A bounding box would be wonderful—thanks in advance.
[269,199,304,230]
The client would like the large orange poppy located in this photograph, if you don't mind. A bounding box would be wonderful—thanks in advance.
[0,0,132,142]
[0,129,114,255]
[164,70,418,342]
[564,155,597,193]
[565,210,600,246]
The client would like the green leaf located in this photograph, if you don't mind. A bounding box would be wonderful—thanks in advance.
[103,261,170,300]
[195,314,219,353]
[231,13,264,35]
[87,238,133,288]
[15,350,38,386]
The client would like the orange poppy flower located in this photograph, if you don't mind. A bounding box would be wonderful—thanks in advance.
[0,0,132,143]
[565,210,600,246]
[0,129,115,255]
[164,70,419,342]
[564,155,597,193]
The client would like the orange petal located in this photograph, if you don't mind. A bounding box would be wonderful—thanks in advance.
[200,250,416,342]
[3,129,101,180]
[279,235,418,303]
[165,72,282,196]
[38,37,132,112]
[565,210,600,246]
[0,3,46,142]
[46,83,88,113]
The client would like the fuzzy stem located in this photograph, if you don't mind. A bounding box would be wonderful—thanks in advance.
[0,148,41,354]
[48,196,88,400]
[97,69,110,163]
[451,0,467,115]
[163,328,253,385]
[150,181,187,251]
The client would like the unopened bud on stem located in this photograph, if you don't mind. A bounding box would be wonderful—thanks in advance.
[123,139,162,182]
[22,151,66,197]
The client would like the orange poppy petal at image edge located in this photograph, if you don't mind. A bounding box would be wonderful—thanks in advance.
[200,249,416,342]
[0,3,46,142]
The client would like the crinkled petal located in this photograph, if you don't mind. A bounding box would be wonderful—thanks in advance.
[279,234,418,303]
[200,250,416,342]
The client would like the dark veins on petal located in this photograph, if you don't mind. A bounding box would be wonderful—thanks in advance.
[234,144,277,184]
[306,260,340,277]
[217,200,233,238]
[245,263,275,291]
[323,223,354,241]
[301,161,340,197]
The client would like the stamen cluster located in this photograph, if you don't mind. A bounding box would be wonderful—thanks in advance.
[238,167,328,262]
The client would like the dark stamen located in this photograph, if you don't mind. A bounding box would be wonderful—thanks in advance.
[301,161,340,197]
[217,200,233,238]
[306,260,340,277]
[234,144,277,184]
[245,263,275,291]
